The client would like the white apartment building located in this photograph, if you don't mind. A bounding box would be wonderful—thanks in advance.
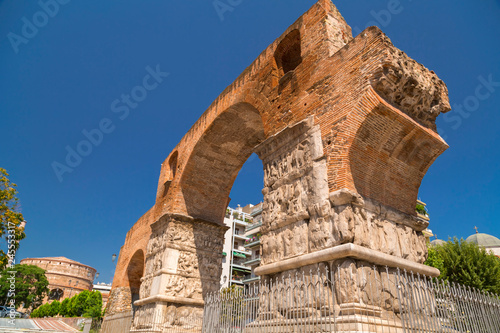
[243,203,263,285]
[220,204,253,289]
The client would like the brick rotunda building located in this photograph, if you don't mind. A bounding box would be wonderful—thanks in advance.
[20,256,97,303]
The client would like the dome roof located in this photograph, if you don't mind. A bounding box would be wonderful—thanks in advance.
[430,239,447,246]
[466,233,500,248]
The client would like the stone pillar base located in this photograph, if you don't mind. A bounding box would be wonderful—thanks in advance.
[131,300,204,333]
[100,311,133,333]
[130,214,226,332]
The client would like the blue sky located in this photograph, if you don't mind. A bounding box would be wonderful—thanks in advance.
[1,0,499,283]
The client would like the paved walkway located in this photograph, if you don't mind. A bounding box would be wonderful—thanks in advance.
[0,319,78,332]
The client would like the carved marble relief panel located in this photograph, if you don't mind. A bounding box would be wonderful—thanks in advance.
[256,118,428,267]
[257,118,329,265]
[138,215,226,301]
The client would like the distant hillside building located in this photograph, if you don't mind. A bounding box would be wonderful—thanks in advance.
[20,256,97,303]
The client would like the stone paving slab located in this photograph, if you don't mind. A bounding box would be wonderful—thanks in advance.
[0,319,77,332]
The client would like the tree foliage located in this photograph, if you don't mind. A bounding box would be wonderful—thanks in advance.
[425,237,500,294]
[31,290,103,318]
[425,246,445,273]
[0,264,49,310]
[59,298,70,317]
[0,168,26,269]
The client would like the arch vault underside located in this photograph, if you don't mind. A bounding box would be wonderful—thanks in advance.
[102,1,451,332]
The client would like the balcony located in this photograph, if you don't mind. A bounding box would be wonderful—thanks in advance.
[251,206,263,217]
[244,233,261,249]
[243,257,261,266]
[246,221,262,232]
[233,218,250,227]
[226,208,252,226]
[244,239,260,249]
[233,248,251,256]
[243,276,261,284]
[232,257,250,268]
[231,272,247,285]
[233,234,249,241]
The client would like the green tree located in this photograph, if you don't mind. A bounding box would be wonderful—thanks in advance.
[31,303,50,318]
[70,290,90,316]
[82,291,102,318]
[48,300,61,317]
[425,238,500,294]
[39,303,50,317]
[31,290,103,318]
[30,307,39,318]
[59,298,70,317]
[0,264,49,310]
[0,168,26,269]
[425,246,445,273]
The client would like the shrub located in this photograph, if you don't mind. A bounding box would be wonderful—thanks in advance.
[425,238,500,294]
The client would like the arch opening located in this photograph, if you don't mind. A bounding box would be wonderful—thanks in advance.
[126,250,144,313]
[162,151,178,198]
[274,29,302,77]
[180,102,265,223]
[49,288,64,301]
[349,105,442,214]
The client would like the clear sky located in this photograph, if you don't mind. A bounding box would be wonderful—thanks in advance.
[1,0,499,284]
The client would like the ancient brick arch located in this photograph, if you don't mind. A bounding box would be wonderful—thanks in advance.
[346,88,448,215]
[127,250,144,307]
[179,102,265,223]
[103,1,451,332]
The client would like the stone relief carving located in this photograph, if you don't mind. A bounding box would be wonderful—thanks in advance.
[331,194,428,263]
[177,251,198,276]
[258,119,327,265]
[198,254,221,278]
[165,219,195,247]
[257,117,428,267]
[164,275,202,299]
[193,221,227,252]
[163,305,203,330]
[308,199,336,251]
[263,142,312,189]
[139,276,152,299]
[137,215,225,317]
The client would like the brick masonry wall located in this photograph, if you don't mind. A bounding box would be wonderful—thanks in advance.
[20,257,95,303]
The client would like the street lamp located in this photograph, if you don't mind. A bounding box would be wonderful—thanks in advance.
[220,275,227,289]
[111,254,117,284]
[88,271,100,284]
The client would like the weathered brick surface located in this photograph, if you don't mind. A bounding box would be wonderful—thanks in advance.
[106,0,450,327]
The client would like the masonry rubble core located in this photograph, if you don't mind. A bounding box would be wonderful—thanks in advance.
[101,1,451,332]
